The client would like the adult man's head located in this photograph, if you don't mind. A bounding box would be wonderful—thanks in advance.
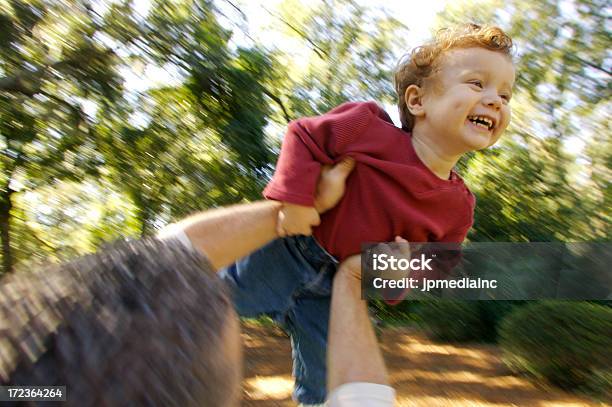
[0,239,241,407]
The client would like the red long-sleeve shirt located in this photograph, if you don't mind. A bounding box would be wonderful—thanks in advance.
[264,101,475,261]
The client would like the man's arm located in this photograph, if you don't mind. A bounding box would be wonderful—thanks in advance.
[327,245,408,406]
[161,201,282,270]
[327,256,389,388]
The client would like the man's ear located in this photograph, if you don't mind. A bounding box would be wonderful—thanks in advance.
[404,84,425,117]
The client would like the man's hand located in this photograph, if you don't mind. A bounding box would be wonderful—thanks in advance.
[336,254,362,283]
[277,203,320,237]
[335,236,410,286]
[314,157,356,213]
[277,157,355,237]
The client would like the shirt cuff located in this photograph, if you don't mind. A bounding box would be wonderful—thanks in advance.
[327,382,395,407]
[157,224,195,252]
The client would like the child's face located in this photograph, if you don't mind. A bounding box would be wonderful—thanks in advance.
[419,47,515,153]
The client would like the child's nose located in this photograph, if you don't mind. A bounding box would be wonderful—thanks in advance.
[482,93,503,110]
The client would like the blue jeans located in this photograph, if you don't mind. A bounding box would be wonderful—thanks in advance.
[218,235,338,404]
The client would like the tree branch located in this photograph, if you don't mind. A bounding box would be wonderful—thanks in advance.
[11,213,57,251]
[263,88,291,123]
[0,70,43,97]
[261,5,328,60]
[569,54,612,77]
[217,0,258,45]
[39,90,89,128]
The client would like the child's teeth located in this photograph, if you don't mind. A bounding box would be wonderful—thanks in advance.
[469,116,492,130]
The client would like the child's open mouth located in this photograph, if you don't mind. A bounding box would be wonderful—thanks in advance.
[466,115,495,131]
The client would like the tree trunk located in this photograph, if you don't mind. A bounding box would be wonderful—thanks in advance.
[140,208,152,238]
[130,189,153,238]
[0,189,14,274]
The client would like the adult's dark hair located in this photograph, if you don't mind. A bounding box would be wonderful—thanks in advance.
[0,238,239,406]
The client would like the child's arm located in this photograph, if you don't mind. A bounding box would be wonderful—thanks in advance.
[264,102,377,206]
[266,102,377,236]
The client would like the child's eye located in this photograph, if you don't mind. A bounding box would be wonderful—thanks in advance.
[500,94,511,102]
[469,80,483,88]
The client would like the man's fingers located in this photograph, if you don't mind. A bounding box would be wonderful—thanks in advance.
[331,157,355,178]
[339,156,356,170]
[301,226,313,236]
[320,164,332,177]
[394,235,411,257]
[309,210,321,227]
[322,157,355,183]
[336,254,362,283]
[276,214,287,237]
[313,157,355,213]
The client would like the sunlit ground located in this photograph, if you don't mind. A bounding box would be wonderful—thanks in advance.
[241,322,603,407]
[245,376,294,400]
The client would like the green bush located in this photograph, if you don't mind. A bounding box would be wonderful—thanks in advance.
[582,368,612,403]
[415,301,485,342]
[413,301,523,342]
[478,301,523,342]
[370,300,420,327]
[499,301,612,391]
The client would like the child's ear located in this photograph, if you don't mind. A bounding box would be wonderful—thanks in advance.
[404,85,425,117]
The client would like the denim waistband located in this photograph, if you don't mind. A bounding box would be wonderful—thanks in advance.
[293,235,339,268]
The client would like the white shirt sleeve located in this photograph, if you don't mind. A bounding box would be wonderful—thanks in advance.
[327,382,395,407]
[157,224,196,252]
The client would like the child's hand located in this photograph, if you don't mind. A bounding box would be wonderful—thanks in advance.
[314,157,356,213]
[277,203,321,237]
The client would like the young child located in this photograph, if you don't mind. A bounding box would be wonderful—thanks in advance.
[219,23,515,405]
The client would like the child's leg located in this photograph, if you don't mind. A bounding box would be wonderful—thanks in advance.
[218,237,314,318]
[285,295,331,404]
[220,235,336,404]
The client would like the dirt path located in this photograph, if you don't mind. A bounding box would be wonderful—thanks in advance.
[241,322,604,406]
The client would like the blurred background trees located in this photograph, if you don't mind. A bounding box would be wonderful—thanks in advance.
[0,0,122,271]
[0,0,609,272]
[0,0,409,272]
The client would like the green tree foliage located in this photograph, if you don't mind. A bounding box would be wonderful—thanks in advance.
[1,0,411,270]
[12,181,141,267]
[143,0,276,169]
[0,0,122,272]
[93,0,279,235]
[0,0,285,268]
[2,0,608,273]
[500,301,612,392]
[271,0,407,117]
